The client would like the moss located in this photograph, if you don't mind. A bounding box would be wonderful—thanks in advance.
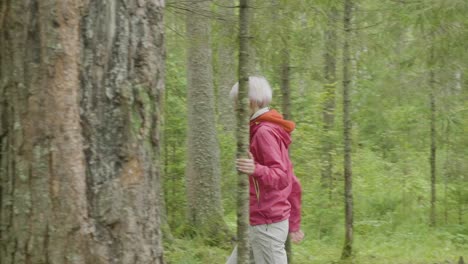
[131,109,142,136]
[129,84,155,142]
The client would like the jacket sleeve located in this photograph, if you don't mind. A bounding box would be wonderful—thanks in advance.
[288,175,302,232]
[250,128,289,190]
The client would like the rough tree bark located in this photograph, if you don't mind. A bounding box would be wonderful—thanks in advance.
[0,1,91,263]
[185,0,228,241]
[1,0,166,263]
[237,0,252,263]
[341,0,354,259]
[80,0,165,262]
[321,6,338,198]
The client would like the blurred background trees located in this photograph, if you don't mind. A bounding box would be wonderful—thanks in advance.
[163,0,467,263]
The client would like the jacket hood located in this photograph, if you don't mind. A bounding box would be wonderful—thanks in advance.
[250,109,295,145]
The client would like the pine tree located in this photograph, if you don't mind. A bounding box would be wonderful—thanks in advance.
[0,2,90,262]
[80,1,165,262]
[236,0,252,262]
[185,0,229,241]
[0,0,166,262]
[341,0,354,259]
[429,41,437,227]
[321,3,338,197]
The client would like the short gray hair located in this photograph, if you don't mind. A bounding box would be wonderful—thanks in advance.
[230,76,273,108]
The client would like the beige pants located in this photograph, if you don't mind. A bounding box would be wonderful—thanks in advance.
[226,219,289,264]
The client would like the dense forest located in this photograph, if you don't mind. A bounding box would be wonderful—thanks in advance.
[0,0,467,264]
[163,0,467,263]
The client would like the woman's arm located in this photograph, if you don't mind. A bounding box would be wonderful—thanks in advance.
[288,175,304,243]
[288,175,302,232]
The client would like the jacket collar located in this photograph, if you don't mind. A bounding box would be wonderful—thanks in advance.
[250,107,270,121]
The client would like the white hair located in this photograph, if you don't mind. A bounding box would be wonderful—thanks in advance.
[229,76,273,108]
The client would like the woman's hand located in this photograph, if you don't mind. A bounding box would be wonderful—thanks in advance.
[289,230,304,244]
[236,152,255,175]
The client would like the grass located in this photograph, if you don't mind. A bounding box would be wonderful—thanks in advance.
[163,140,467,263]
[164,219,467,263]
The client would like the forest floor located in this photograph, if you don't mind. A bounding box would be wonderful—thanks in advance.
[163,144,468,264]
[164,236,465,264]
[164,215,467,264]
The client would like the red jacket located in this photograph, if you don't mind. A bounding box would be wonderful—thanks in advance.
[249,109,302,232]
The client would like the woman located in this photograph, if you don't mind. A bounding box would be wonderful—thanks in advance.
[227,76,304,264]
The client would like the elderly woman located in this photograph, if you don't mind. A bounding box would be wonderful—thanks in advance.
[227,76,304,264]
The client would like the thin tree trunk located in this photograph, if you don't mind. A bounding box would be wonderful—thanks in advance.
[429,44,437,227]
[454,70,463,226]
[458,194,464,225]
[321,6,338,198]
[278,5,293,261]
[185,0,228,241]
[458,256,465,264]
[278,3,291,121]
[162,83,173,241]
[341,0,354,259]
[280,44,292,120]
[237,0,252,263]
[396,26,410,216]
[443,120,450,225]
[0,1,91,262]
[276,0,292,125]
[172,142,177,227]
[80,0,165,262]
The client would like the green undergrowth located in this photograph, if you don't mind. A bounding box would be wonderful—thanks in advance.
[163,145,467,263]
[164,238,232,264]
[164,225,467,264]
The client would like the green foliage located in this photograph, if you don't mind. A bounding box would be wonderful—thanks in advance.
[164,238,231,264]
[163,12,189,233]
[162,0,468,263]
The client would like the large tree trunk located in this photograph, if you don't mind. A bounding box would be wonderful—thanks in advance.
[80,0,165,262]
[185,0,228,241]
[320,6,338,198]
[0,1,91,263]
[341,0,354,259]
[237,0,252,263]
[0,0,166,263]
